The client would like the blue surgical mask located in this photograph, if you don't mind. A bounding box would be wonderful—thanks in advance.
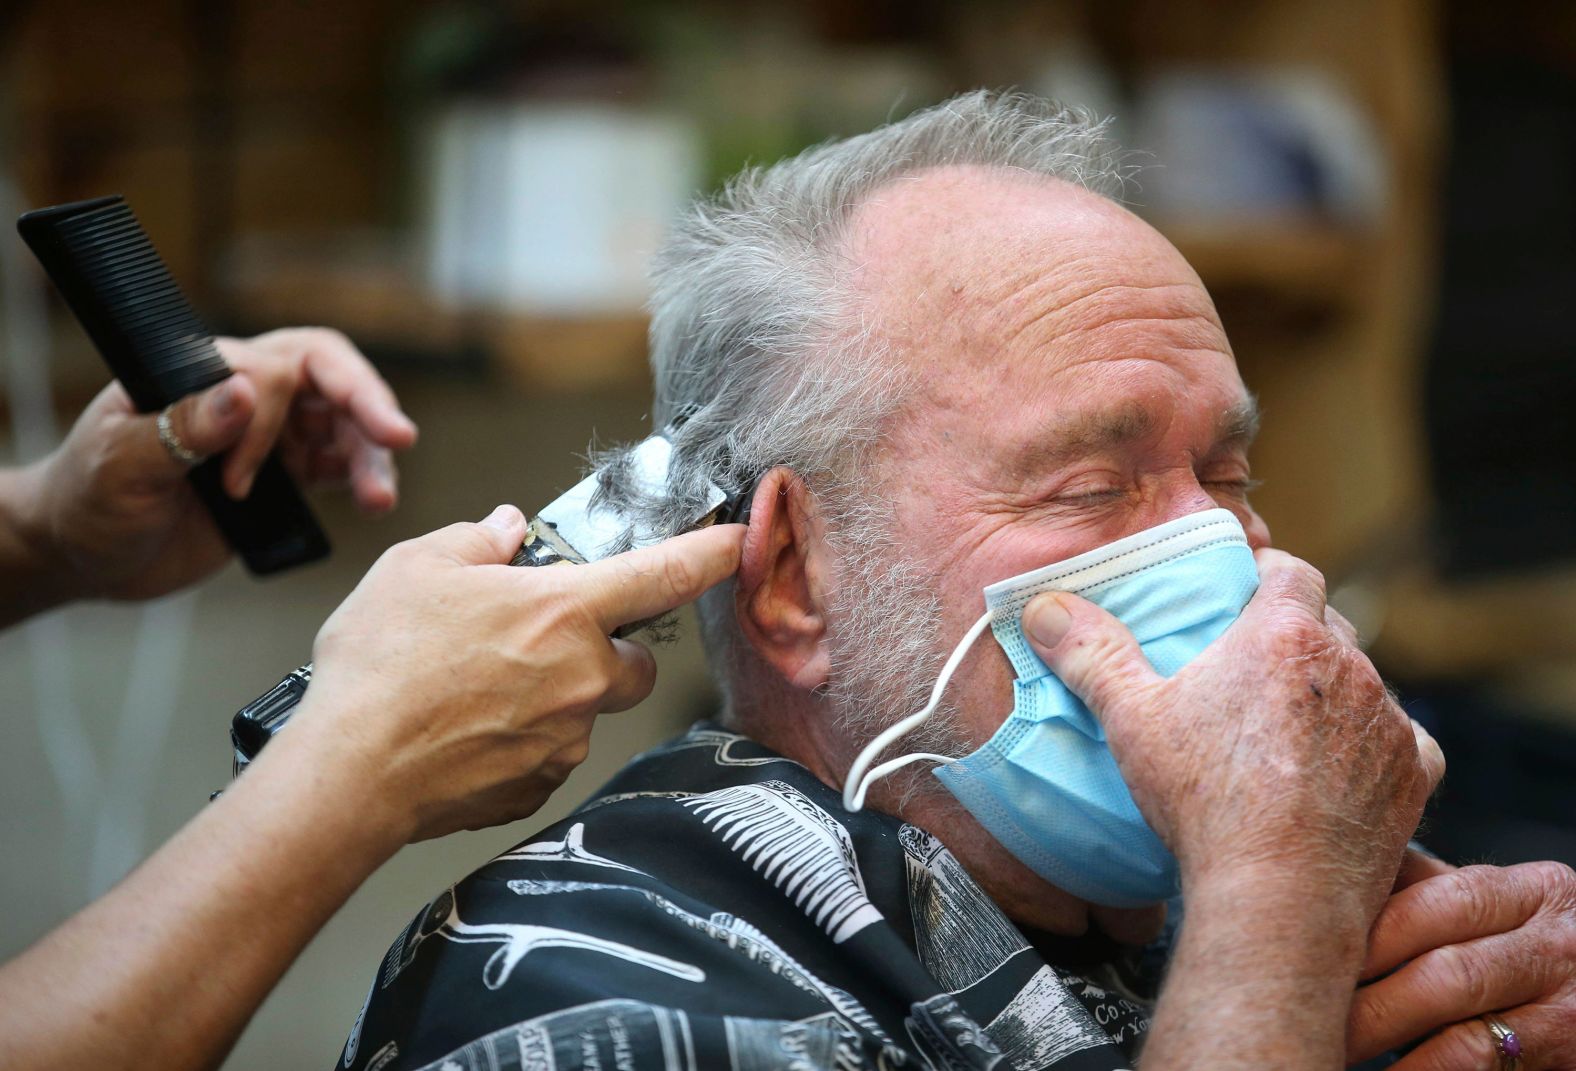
[842,508,1259,908]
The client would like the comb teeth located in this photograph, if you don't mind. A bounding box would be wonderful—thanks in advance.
[18,194,333,576]
[19,197,230,410]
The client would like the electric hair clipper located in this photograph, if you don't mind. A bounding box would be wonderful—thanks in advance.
[17,195,329,574]
[229,430,748,775]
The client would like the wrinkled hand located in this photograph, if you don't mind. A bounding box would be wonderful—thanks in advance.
[287,507,744,842]
[1021,548,1445,913]
[25,327,416,602]
[1348,852,1576,1069]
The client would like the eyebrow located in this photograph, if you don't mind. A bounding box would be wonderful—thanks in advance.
[1218,396,1261,447]
[1004,394,1261,479]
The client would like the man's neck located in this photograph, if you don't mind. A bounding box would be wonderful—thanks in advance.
[729,696,1113,940]
[727,696,851,793]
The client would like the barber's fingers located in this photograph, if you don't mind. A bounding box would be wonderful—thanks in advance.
[1362,863,1552,982]
[124,376,256,482]
[219,361,297,498]
[295,328,417,448]
[289,394,337,447]
[402,504,529,567]
[220,329,417,448]
[287,405,397,512]
[1392,844,1457,895]
[599,638,659,713]
[341,416,398,513]
[1022,591,1161,722]
[275,399,396,511]
[1382,1005,1555,1071]
[1412,717,1447,804]
[215,329,417,501]
[577,524,745,633]
[111,371,253,481]
[309,451,351,483]
[1348,927,1553,1063]
[1248,547,1329,623]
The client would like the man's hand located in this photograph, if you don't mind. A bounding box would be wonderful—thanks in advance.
[1348,855,1576,1069]
[14,327,416,608]
[1019,547,1449,1070]
[283,507,745,843]
[1022,547,1445,910]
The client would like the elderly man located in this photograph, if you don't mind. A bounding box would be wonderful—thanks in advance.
[339,92,1576,1071]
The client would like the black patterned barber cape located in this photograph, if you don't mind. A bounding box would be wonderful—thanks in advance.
[338,723,1158,1071]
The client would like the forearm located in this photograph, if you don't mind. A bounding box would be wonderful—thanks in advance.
[0,713,407,1071]
[0,461,70,628]
[1141,872,1372,1070]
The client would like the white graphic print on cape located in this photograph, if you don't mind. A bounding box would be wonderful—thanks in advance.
[900,825,1135,1068]
[906,993,1006,1070]
[682,780,883,944]
[1051,970,1151,1054]
[342,724,1154,1071]
[724,1010,908,1071]
[413,999,698,1071]
[576,789,698,814]
[379,885,704,992]
[507,877,890,1041]
[643,727,806,768]
[359,1040,398,1071]
[899,825,1030,993]
[983,967,1115,1068]
[489,822,642,873]
[342,975,376,1067]
[410,1000,919,1071]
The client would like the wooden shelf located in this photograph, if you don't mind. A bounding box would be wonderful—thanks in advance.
[218,221,1373,395]
[218,236,651,392]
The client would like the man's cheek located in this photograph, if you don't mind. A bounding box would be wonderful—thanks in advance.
[954,641,1020,747]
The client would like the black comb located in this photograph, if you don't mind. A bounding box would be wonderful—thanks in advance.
[18,195,329,575]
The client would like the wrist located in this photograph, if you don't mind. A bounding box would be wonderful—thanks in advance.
[1183,860,1373,974]
[1144,873,1372,1070]
[244,697,415,862]
[0,461,77,621]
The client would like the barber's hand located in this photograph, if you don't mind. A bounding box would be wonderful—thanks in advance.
[284,507,744,843]
[1021,548,1446,915]
[1348,854,1576,1069]
[24,327,416,603]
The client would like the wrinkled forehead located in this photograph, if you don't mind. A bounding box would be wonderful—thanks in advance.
[839,165,1240,436]
[846,167,1224,345]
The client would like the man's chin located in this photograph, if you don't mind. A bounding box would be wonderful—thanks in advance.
[1090,900,1169,946]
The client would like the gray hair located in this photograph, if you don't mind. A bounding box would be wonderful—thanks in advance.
[594,89,1131,712]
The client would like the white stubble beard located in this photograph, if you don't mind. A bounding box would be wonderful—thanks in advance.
[818,499,977,796]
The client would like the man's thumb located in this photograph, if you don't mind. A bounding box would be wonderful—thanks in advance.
[1022,591,1157,720]
[391,507,527,569]
[434,504,530,564]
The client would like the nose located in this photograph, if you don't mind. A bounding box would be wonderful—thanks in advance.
[1159,482,1219,524]
[1158,479,1272,550]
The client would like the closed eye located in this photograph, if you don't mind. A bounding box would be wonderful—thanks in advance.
[1055,487,1128,505]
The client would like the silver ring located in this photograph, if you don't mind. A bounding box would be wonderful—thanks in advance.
[156,405,204,466]
[1482,1013,1522,1071]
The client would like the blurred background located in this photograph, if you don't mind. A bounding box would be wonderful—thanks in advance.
[1,0,1573,1066]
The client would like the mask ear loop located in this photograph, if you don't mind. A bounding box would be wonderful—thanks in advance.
[842,609,994,812]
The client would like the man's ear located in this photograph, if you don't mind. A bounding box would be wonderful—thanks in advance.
[735,467,832,691]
